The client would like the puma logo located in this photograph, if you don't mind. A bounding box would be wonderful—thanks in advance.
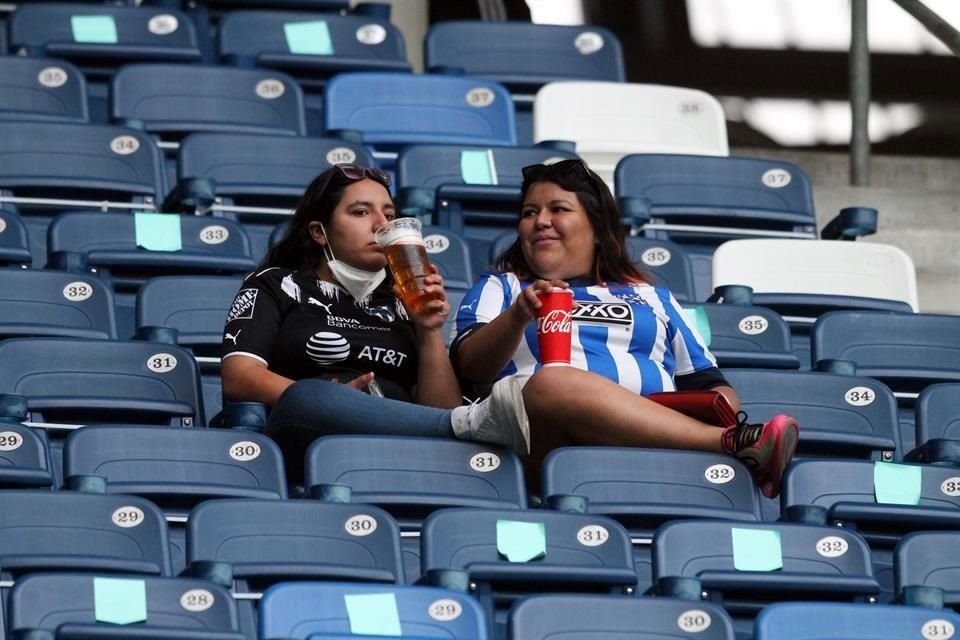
[308,298,332,313]
[224,330,241,345]
[459,299,479,312]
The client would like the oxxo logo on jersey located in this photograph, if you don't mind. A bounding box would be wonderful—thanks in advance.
[572,302,633,326]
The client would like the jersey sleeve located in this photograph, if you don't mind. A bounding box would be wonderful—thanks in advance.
[660,290,718,376]
[452,273,517,336]
[221,267,287,366]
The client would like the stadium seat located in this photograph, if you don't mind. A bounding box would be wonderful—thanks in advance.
[306,436,526,581]
[615,154,820,299]
[541,447,761,592]
[533,82,728,185]
[187,499,403,638]
[8,573,244,640]
[421,508,637,634]
[724,369,901,461]
[687,303,799,369]
[912,383,960,464]
[0,337,204,428]
[260,582,489,640]
[169,132,374,258]
[0,269,117,340]
[0,418,54,489]
[204,0,350,11]
[509,594,735,640]
[323,73,517,168]
[425,22,625,143]
[652,520,879,617]
[895,531,960,609]
[0,210,32,267]
[0,56,88,123]
[395,144,580,274]
[754,602,960,640]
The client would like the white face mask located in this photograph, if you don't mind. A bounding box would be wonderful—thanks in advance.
[319,223,386,303]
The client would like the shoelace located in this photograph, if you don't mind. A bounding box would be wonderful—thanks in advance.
[722,411,763,455]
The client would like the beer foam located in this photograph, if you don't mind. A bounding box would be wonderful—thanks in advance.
[376,225,423,247]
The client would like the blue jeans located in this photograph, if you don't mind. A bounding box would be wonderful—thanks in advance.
[265,379,454,480]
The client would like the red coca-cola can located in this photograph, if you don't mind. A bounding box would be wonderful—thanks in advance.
[536,288,574,367]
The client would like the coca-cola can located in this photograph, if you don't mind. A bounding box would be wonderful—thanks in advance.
[536,288,574,367]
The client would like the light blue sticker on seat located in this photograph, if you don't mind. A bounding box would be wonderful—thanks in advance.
[94,577,147,625]
[134,213,182,252]
[497,519,546,562]
[71,15,119,44]
[344,592,402,636]
[731,527,783,571]
[682,305,712,346]
[284,20,334,55]
[460,149,497,185]
[874,461,922,505]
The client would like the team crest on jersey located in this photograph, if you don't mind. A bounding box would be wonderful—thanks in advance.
[572,302,633,326]
[226,289,258,321]
[364,305,396,323]
[613,292,650,307]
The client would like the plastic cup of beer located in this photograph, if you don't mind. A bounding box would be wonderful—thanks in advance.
[536,288,574,367]
[375,218,442,313]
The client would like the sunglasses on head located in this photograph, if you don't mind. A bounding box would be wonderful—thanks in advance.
[521,158,592,183]
[316,163,392,193]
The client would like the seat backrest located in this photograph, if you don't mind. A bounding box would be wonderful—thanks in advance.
[324,73,516,149]
[813,311,960,389]
[219,11,409,76]
[421,508,636,592]
[895,531,960,600]
[712,240,920,312]
[510,594,735,640]
[64,425,287,507]
[10,4,201,63]
[0,337,203,427]
[0,269,117,340]
[652,520,877,607]
[260,582,488,640]
[0,121,165,206]
[0,423,54,489]
[754,602,960,640]
[205,0,349,9]
[534,82,728,182]
[0,210,32,266]
[626,237,697,302]
[541,447,760,537]
[187,499,403,588]
[0,56,88,123]
[724,369,901,460]
[690,303,798,369]
[306,436,526,524]
[426,22,625,90]
[615,154,817,239]
[0,490,172,576]
[137,275,243,353]
[112,64,306,136]
[916,383,960,445]
[419,227,473,288]
[9,573,241,639]
[48,212,256,281]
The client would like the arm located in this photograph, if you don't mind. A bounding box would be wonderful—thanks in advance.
[221,356,294,407]
[405,267,462,409]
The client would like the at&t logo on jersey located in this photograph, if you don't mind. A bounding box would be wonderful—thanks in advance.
[572,302,633,326]
[305,332,350,365]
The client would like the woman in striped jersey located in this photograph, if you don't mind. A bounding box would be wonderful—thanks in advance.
[451,159,799,498]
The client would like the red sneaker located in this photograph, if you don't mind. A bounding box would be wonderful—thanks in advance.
[722,413,799,499]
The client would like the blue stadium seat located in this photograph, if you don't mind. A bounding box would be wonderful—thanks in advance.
[306,436,526,582]
[419,226,472,289]
[724,369,901,461]
[0,490,172,577]
[260,582,489,640]
[426,22,625,143]
[170,132,374,259]
[0,56,88,123]
[112,64,307,139]
[204,0,349,10]
[8,574,244,640]
[754,602,960,640]
[0,337,204,428]
[0,419,54,489]
[652,520,879,614]
[0,210,32,267]
[895,531,960,609]
[689,303,799,369]
[510,595,735,640]
[912,383,960,464]
[615,154,819,301]
[541,447,761,593]
[395,145,579,274]
[324,73,517,169]
[421,508,636,635]
[0,269,117,340]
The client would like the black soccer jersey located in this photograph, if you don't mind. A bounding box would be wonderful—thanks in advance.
[222,267,419,401]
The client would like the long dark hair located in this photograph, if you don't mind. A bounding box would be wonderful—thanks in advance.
[495,159,652,285]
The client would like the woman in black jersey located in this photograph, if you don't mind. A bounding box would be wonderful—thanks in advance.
[221,165,529,478]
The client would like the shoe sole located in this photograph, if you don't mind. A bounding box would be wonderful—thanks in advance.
[494,377,531,456]
[762,417,799,499]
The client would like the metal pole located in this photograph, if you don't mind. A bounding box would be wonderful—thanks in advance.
[850,0,870,187]
[892,0,960,57]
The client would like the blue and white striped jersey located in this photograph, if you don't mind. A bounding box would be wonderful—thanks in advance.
[453,273,717,395]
